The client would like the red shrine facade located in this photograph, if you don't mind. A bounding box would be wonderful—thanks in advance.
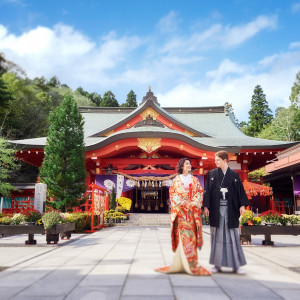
[11,89,295,213]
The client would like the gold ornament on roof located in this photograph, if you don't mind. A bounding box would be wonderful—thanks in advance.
[140,107,159,120]
[137,138,161,154]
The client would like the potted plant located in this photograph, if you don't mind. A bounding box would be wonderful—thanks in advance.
[11,213,25,225]
[259,210,281,225]
[42,210,64,230]
[240,210,254,226]
[21,209,42,225]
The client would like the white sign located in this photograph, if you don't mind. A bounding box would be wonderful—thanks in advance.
[34,183,47,214]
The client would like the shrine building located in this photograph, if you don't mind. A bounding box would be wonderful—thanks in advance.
[10,89,296,213]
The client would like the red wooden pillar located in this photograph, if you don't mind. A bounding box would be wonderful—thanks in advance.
[241,153,249,182]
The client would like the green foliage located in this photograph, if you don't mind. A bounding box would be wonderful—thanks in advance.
[11,213,25,224]
[41,210,64,230]
[257,107,300,141]
[109,187,116,210]
[1,216,12,225]
[0,77,13,124]
[21,208,42,223]
[121,90,137,107]
[67,212,87,232]
[1,73,56,138]
[240,210,254,224]
[245,85,273,137]
[289,71,300,109]
[0,136,19,196]
[248,167,268,178]
[39,94,87,212]
[100,91,119,107]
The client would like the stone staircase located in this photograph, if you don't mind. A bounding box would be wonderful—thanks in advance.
[122,213,171,226]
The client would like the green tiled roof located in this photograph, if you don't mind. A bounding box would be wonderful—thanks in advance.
[9,93,296,151]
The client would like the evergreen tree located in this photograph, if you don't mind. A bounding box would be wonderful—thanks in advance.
[0,77,13,125]
[89,92,102,106]
[121,90,137,107]
[100,91,119,107]
[39,94,87,212]
[257,107,299,141]
[246,85,273,136]
[289,71,300,109]
[0,136,19,196]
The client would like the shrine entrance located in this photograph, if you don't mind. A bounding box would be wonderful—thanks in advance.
[131,185,170,214]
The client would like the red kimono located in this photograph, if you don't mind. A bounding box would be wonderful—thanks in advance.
[156,175,210,276]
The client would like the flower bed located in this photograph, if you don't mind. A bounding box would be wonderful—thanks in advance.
[240,210,300,245]
[240,224,300,245]
[0,223,75,245]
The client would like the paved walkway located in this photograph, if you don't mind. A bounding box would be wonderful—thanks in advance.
[0,225,300,300]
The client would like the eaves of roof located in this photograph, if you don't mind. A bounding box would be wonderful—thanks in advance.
[87,100,211,138]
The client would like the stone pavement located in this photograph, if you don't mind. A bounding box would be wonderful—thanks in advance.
[0,225,300,300]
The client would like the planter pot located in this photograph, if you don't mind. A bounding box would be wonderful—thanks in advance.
[60,231,72,240]
[0,223,75,245]
[240,225,300,245]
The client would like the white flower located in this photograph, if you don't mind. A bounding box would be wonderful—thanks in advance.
[126,179,136,188]
[104,179,115,191]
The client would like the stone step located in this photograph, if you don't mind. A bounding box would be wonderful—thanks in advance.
[125,213,171,225]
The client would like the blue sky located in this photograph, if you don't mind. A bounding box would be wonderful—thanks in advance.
[0,0,300,122]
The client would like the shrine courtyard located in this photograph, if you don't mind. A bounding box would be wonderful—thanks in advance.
[0,225,299,300]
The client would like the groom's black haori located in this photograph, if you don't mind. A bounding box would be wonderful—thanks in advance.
[203,167,249,228]
[203,150,249,271]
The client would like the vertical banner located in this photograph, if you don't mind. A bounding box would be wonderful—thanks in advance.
[116,175,124,198]
[34,183,47,214]
[294,175,300,212]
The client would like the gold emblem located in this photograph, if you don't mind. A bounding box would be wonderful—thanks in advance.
[138,138,161,153]
[140,107,159,120]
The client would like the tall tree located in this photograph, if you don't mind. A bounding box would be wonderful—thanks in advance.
[246,85,273,137]
[0,52,25,76]
[0,136,19,196]
[258,107,299,141]
[100,91,119,107]
[121,90,138,107]
[289,71,300,109]
[39,94,87,212]
[0,77,13,126]
[89,92,102,106]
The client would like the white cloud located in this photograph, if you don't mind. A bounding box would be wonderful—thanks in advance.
[156,11,180,33]
[289,41,300,49]
[206,59,247,79]
[0,15,298,123]
[160,15,276,55]
[0,23,140,88]
[222,15,277,47]
[292,3,300,13]
[157,51,300,122]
